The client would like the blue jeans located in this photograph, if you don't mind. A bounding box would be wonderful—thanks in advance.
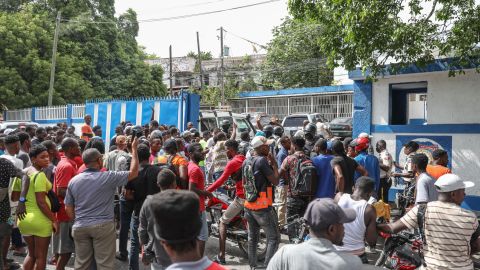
[119,198,134,257]
[244,207,280,268]
[129,215,140,270]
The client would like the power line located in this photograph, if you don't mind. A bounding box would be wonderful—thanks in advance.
[63,0,281,24]
[223,28,267,49]
[159,0,231,12]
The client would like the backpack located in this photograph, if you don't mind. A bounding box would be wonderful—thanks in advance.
[290,155,317,197]
[242,157,258,202]
[156,155,186,189]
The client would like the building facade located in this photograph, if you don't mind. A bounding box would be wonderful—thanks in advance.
[349,61,480,197]
[145,54,266,92]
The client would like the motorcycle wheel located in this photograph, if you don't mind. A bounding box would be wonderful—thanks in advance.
[237,233,267,261]
[375,251,387,267]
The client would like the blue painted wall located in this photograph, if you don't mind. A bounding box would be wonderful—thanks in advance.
[352,80,372,137]
[237,84,354,98]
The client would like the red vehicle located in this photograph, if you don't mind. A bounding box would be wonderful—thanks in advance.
[375,231,423,270]
[206,190,266,260]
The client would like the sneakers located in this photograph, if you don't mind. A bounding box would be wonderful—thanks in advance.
[115,251,127,261]
[213,255,226,265]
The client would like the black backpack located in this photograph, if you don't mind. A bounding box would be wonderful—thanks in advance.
[242,157,259,202]
[290,155,317,198]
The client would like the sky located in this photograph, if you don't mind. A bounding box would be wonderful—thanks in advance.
[114,0,289,58]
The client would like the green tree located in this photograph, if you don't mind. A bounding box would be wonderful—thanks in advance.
[288,0,480,77]
[261,17,332,89]
[0,2,167,109]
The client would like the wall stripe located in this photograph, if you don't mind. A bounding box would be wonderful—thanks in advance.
[110,102,122,141]
[105,103,112,146]
[96,103,108,142]
[372,124,480,134]
[125,101,137,124]
[120,103,126,123]
[136,102,142,126]
[93,104,99,126]
[154,101,160,121]
[141,100,155,126]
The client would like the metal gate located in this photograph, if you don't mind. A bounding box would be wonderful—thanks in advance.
[229,91,353,122]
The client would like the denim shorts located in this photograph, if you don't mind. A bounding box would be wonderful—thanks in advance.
[197,211,209,242]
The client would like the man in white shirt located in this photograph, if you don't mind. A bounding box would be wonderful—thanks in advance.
[375,140,392,202]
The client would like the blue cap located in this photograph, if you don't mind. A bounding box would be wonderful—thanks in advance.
[255,131,266,137]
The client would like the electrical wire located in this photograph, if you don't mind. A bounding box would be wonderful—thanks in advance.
[62,0,281,24]
[222,28,267,49]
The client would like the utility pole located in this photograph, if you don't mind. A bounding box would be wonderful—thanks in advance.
[169,45,173,96]
[196,31,204,90]
[220,26,225,106]
[47,11,61,106]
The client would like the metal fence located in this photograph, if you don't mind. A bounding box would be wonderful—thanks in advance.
[4,108,31,121]
[229,92,353,121]
[35,105,67,120]
[72,104,85,119]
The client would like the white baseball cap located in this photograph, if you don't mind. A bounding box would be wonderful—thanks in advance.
[251,136,275,149]
[435,174,474,193]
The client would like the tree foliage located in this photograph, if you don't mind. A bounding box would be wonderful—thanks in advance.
[288,0,480,77]
[0,1,166,109]
[261,17,332,89]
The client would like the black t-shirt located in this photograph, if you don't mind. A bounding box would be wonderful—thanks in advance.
[330,155,358,194]
[251,156,274,196]
[126,165,161,214]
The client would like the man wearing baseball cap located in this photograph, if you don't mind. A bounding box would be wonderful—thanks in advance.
[378,174,480,269]
[267,198,368,269]
[352,136,380,193]
[243,136,280,269]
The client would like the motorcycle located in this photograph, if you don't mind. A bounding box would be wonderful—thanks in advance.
[206,190,267,260]
[395,179,416,217]
[375,230,424,270]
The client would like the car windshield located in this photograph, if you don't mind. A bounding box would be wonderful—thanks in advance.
[330,117,352,124]
[283,116,308,127]
[234,118,251,132]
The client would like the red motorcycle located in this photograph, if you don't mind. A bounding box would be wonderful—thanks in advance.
[206,190,267,260]
[375,231,424,270]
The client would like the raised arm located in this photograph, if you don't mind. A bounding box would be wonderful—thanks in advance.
[127,137,139,181]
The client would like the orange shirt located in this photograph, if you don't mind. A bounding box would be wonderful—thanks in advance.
[426,164,451,180]
[156,154,188,167]
[81,124,93,141]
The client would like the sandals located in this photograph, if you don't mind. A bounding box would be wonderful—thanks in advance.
[213,255,226,265]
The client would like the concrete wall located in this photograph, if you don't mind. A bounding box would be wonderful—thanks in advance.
[372,69,480,125]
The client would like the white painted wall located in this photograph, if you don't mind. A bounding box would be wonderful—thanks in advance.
[372,69,480,125]
[408,100,426,121]
[372,132,480,195]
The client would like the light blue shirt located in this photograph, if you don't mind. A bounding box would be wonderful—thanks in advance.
[65,169,128,228]
[354,151,380,191]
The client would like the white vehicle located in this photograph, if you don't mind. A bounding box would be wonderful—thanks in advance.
[282,113,328,137]
[0,121,39,131]
[199,110,256,140]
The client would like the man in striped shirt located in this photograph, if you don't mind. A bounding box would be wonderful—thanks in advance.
[377,174,480,269]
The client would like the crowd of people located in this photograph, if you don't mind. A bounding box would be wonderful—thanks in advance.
[0,114,478,270]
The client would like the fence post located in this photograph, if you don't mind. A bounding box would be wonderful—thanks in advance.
[287,98,290,115]
[3,110,7,121]
[67,104,73,126]
[31,108,36,123]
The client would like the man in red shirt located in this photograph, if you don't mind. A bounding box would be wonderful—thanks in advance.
[206,140,246,264]
[187,143,213,257]
[53,138,80,270]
